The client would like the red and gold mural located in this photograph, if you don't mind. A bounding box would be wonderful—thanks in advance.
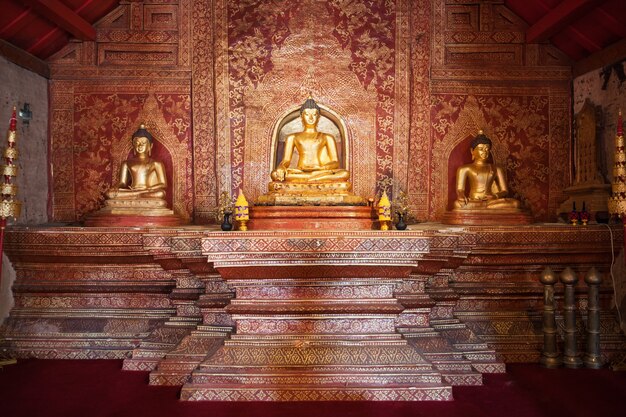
[217,0,405,203]
[47,0,572,223]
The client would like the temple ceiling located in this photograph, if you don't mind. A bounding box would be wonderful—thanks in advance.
[0,1,624,72]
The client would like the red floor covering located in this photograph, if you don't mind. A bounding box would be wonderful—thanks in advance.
[0,359,625,417]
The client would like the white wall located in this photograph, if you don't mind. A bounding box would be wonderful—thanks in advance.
[0,55,49,325]
[573,60,626,334]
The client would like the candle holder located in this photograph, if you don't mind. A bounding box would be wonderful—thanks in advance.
[568,202,579,225]
[579,202,589,226]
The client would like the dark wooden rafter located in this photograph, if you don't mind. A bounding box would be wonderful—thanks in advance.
[574,37,626,76]
[0,8,36,39]
[26,27,63,56]
[0,39,50,78]
[594,6,626,38]
[526,0,607,43]
[22,0,96,41]
[563,26,603,53]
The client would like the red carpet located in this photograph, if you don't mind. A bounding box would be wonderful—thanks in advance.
[0,360,625,417]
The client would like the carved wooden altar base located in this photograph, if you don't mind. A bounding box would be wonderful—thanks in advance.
[248,205,375,230]
[441,209,533,225]
[179,233,454,401]
[1,225,625,401]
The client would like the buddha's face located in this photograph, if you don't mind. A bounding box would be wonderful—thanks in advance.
[301,108,320,127]
[133,136,152,156]
[471,143,491,162]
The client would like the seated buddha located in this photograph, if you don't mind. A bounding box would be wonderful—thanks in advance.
[453,132,520,210]
[104,125,168,210]
[86,125,181,226]
[257,96,365,206]
[442,131,531,225]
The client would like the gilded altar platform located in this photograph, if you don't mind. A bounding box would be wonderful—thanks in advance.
[0,224,624,401]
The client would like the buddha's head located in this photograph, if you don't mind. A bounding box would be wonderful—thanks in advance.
[300,96,321,128]
[470,131,492,162]
[132,124,154,157]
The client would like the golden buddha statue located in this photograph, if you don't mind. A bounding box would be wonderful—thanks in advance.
[257,96,365,206]
[86,125,181,226]
[105,125,167,202]
[270,97,349,184]
[453,132,520,210]
[442,131,531,225]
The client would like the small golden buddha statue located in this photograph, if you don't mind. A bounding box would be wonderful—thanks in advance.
[105,125,167,203]
[453,131,520,210]
[442,131,531,225]
[257,96,364,206]
[86,124,182,226]
[94,125,177,216]
[104,125,168,211]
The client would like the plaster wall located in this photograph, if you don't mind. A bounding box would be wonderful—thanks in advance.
[573,61,626,182]
[0,55,49,324]
[573,60,626,334]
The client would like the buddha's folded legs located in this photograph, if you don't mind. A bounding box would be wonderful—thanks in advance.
[106,188,166,200]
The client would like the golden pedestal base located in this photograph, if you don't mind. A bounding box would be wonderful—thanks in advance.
[85,200,183,227]
[257,181,367,206]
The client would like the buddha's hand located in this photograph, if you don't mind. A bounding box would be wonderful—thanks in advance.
[457,197,469,207]
[273,167,286,181]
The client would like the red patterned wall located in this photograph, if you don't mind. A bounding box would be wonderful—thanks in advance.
[216,0,404,203]
[47,0,572,223]
[49,1,194,222]
[432,94,552,220]
[426,0,571,222]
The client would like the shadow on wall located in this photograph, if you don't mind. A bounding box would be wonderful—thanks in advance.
[1,255,15,326]
[614,249,626,336]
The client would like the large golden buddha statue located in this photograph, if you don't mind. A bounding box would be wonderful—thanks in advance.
[86,125,181,226]
[442,131,531,225]
[257,96,365,206]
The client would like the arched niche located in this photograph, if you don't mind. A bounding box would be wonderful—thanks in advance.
[269,104,351,173]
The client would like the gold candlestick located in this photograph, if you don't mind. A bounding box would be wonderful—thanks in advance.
[0,106,20,368]
[235,189,249,231]
[378,191,391,231]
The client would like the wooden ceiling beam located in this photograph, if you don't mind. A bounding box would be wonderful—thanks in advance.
[526,0,607,43]
[594,7,626,38]
[574,37,626,77]
[564,26,603,53]
[22,0,96,41]
[0,39,50,78]
[25,27,61,57]
[0,8,35,39]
